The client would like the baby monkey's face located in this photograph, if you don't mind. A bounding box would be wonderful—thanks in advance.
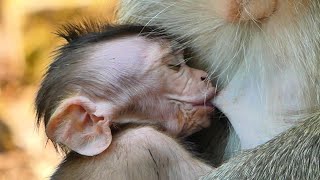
[119,36,216,136]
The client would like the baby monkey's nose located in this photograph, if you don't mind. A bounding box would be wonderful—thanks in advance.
[201,76,207,81]
[200,71,209,82]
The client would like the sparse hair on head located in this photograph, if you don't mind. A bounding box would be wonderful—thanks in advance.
[35,19,177,153]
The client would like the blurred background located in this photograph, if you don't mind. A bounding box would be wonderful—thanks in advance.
[0,0,117,179]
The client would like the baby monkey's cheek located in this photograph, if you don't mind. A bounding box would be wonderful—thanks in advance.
[176,104,213,137]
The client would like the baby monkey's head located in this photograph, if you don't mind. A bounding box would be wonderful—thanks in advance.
[36,22,215,156]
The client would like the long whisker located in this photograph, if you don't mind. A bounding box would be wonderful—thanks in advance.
[139,2,178,35]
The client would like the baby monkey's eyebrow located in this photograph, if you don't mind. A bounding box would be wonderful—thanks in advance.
[162,51,186,67]
[170,40,184,53]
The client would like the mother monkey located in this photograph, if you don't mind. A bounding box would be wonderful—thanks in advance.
[118,0,320,179]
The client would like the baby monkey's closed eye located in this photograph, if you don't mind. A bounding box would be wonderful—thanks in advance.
[168,64,182,71]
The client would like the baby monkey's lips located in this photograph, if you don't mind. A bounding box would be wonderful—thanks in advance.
[172,91,216,111]
[189,99,215,112]
[192,101,214,108]
[191,90,216,108]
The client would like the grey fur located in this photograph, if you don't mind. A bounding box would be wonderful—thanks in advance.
[202,113,320,179]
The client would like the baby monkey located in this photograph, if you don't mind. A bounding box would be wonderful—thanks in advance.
[36,23,216,157]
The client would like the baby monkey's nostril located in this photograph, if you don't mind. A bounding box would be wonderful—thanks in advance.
[201,76,206,81]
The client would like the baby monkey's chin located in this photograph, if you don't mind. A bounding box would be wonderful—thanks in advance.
[175,106,213,137]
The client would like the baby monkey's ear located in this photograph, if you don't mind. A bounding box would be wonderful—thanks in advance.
[46,96,112,156]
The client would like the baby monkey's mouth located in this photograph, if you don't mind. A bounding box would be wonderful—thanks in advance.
[170,90,216,110]
[189,90,216,107]
[192,101,214,108]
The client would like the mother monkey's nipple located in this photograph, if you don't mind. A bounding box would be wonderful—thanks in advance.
[212,0,277,22]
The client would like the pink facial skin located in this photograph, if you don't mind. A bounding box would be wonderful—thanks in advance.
[93,36,216,135]
[211,0,277,22]
[46,35,216,156]
[138,38,216,136]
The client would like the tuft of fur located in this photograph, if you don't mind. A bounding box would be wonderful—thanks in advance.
[55,19,111,43]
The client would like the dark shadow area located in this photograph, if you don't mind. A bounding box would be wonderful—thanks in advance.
[185,109,229,167]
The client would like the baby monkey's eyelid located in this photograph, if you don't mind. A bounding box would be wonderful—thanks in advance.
[168,63,182,71]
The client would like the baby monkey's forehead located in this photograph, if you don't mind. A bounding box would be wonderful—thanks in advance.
[143,38,184,62]
[148,37,182,53]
